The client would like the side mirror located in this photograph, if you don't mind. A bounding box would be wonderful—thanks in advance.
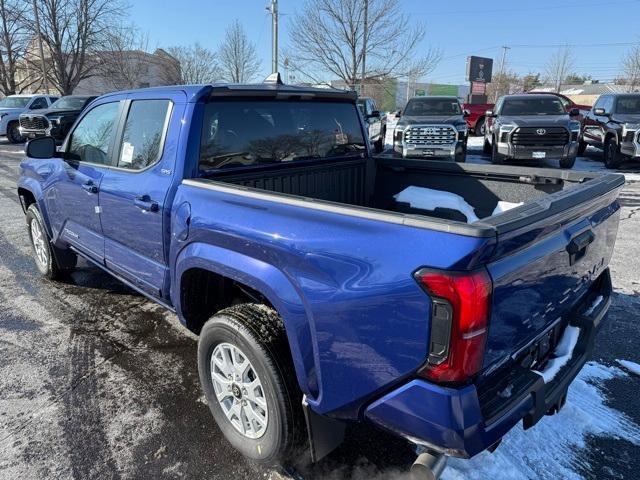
[594,107,607,116]
[463,109,471,118]
[569,108,580,117]
[485,110,495,117]
[25,136,56,159]
[394,110,402,119]
[367,110,381,119]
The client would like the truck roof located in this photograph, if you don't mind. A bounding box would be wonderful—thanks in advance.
[101,82,357,103]
[504,94,561,101]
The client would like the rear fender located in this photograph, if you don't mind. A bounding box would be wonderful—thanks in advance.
[173,242,317,398]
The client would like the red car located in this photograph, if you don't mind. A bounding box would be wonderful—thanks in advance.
[464,92,592,136]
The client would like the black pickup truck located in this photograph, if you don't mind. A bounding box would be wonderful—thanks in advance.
[580,93,640,168]
[393,96,468,162]
[483,94,581,168]
[19,95,96,143]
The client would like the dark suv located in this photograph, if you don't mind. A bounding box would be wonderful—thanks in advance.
[579,93,640,169]
[19,95,96,143]
[393,96,468,162]
[483,94,581,168]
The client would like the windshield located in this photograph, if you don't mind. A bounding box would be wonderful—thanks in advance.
[0,97,30,108]
[200,100,366,171]
[615,96,640,114]
[50,97,90,110]
[403,98,461,116]
[501,98,565,115]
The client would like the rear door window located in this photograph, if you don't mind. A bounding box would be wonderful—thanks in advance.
[116,99,172,170]
[199,100,366,171]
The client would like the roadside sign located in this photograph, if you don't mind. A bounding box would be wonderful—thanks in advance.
[415,89,426,96]
[471,81,486,94]
[466,56,493,83]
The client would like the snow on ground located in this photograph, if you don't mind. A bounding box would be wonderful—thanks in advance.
[443,361,640,480]
[617,360,640,377]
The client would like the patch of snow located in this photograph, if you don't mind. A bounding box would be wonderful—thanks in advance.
[443,361,640,480]
[394,186,479,223]
[617,359,640,377]
[492,201,523,216]
[584,295,604,316]
[533,326,581,383]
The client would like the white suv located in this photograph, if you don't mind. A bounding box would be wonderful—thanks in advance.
[0,94,58,143]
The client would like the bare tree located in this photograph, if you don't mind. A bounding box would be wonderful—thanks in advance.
[0,0,30,95]
[544,46,575,93]
[96,25,150,90]
[287,0,440,88]
[218,20,261,83]
[34,0,127,94]
[622,45,640,91]
[164,43,220,84]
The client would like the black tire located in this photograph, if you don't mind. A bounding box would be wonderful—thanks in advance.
[7,121,25,144]
[454,144,466,162]
[603,136,624,169]
[483,136,492,155]
[474,117,485,136]
[374,132,384,153]
[577,140,587,156]
[198,303,304,465]
[491,136,504,164]
[559,156,576,169]
[26,204,77,280]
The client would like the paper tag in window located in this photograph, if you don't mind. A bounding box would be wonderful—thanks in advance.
[335,133,348,145]
[121,142,134,165]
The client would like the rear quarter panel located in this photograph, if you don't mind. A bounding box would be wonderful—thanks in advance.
[170,183,496,416]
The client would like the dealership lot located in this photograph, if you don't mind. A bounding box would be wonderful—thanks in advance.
[0,139,639,480]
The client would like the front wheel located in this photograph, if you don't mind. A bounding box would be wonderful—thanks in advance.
[7,121,25,144]
[604,137,624,169]
[454,144,466,162]
[491,137,504,164]
[577,140,587,156]
[559,156,576,169]
[198,304,304,464]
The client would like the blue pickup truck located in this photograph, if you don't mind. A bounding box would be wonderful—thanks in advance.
[17,77,623,477]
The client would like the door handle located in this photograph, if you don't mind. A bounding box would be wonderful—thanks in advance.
[81,181,98,194]
[134,195,159,212]
[566,229,595,265]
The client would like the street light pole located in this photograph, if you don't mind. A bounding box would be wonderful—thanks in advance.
[32,0,49,94]
[269,0,279,74]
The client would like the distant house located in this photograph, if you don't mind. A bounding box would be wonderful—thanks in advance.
[15,42,180,96]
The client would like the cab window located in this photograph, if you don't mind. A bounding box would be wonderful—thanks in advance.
[67,102,120,165]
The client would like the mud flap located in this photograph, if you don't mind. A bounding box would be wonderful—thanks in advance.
[302,396,346,463]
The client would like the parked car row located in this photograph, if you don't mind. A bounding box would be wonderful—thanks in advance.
[0,93,96,144]
[388,91,639,170]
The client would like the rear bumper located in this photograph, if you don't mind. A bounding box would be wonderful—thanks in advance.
[364,269,611,458]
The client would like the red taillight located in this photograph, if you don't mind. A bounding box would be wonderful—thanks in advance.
[414,268,492,383]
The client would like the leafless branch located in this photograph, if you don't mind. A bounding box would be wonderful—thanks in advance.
[217,19,261,83]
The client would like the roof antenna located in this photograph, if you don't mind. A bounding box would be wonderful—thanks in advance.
[264,72,284,85]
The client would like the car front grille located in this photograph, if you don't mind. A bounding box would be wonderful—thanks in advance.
[404,125,457,146]
[511,127,569,147]
[19,115,49,131]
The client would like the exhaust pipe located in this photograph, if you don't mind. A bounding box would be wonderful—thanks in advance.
[410,451,448,480]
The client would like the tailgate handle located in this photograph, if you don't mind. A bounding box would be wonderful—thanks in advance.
[566,230,595,265]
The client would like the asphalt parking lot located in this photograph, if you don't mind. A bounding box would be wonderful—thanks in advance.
[0,137,639,480]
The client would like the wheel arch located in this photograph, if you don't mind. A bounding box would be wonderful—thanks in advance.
[173,242,318,399]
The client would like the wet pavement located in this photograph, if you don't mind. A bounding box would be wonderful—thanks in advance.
[0,139,639,479]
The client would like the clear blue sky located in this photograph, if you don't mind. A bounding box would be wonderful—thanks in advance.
[131,0,640,84]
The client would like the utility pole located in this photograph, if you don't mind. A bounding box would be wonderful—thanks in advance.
[496,45,510,101]
[360,0,368,96]
[32,0,49,94]
[268,0,279,74]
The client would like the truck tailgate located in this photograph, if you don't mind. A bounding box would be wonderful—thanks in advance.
[481,173,624,369]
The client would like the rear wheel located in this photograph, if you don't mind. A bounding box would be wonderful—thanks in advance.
[577,140,587,156]
[26,204,77,279]
[198,304,304,464]
[7,121,24,144]
[475,117,486,136]
[604,136,624,169]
